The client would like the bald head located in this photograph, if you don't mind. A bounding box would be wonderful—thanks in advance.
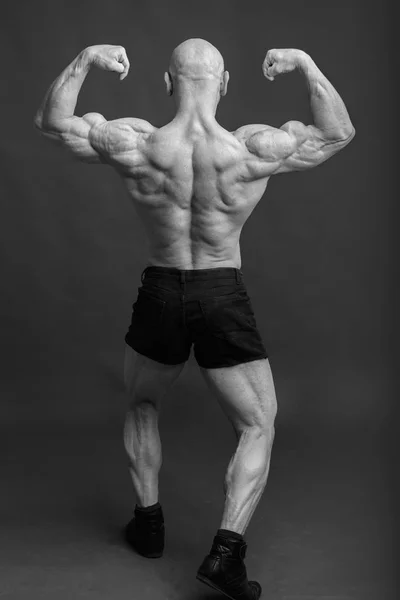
[169,38,224,81]
[164,38,229,110]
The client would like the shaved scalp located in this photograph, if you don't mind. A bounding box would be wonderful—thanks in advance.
[169,38,224,81]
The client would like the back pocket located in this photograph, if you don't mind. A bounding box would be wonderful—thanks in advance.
[133,288,166,328]
[199,291,256,338]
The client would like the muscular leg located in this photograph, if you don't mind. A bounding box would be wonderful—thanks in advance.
[199,358,277,535]
[123,344,186,507]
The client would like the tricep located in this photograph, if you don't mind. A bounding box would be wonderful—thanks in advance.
[276,121,355,173]
[246,120,355,175]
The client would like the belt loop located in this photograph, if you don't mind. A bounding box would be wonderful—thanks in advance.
[179,271,185,284]
[235,269,240,284]
[141,267,147,283]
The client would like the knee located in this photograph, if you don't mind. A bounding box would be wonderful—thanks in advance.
[124,372,151,404]
[126,390,159,411]
[255,395,277,435]
[233,401,277,443]
[266,394,278,425]
[125,380,161,414]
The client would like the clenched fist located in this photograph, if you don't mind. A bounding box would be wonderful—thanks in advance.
[86,44,130,80]
[262,48,307,81]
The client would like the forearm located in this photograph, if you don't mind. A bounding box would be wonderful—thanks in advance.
[34,49,92,132]
[297,52,355,141]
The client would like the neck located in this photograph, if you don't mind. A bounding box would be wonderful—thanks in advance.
[172,79,219,123]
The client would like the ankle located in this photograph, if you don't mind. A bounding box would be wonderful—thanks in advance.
[217,528,245,542]
[135,501,161,513]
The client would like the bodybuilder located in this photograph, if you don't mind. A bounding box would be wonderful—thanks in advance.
[35,39,355,600]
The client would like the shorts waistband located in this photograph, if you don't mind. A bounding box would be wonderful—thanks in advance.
[141,266,243,285]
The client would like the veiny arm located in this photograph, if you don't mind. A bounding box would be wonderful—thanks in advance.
[246,48,356,174]
[34,45,130,163]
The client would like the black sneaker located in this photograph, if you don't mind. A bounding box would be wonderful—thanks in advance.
[124,503,165,558]
[196,533,262,599]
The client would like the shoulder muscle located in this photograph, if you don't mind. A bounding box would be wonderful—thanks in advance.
[89,118,154,156]
[246,126,297,162]
[234,122,298,166]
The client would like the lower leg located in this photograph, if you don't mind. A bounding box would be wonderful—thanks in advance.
[123,398,162,508]
[220,424,275,536]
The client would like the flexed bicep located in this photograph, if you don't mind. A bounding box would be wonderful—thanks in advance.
[241,47,355,177]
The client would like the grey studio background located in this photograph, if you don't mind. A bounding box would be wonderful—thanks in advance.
[0,1,396,600]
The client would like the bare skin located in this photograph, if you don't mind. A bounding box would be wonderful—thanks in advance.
[35,39,355,538]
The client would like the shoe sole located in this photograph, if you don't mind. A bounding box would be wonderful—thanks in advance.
[124,527,164,559]
[124,536,163,559]
[139,551,163,558]
[196,573,238,600]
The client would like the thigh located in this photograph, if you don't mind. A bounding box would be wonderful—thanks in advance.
[124,344,186,405]
[199,358,277,433]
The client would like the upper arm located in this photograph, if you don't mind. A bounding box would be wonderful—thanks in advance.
[244,121,355,175]
[44,113,108,163]
[39,114,154,166]
[88,117,154,166]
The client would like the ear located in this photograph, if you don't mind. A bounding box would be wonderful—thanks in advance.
[164,71,173,96]
[220,70,229,97]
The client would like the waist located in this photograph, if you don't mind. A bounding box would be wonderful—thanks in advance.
[140,265,245,294]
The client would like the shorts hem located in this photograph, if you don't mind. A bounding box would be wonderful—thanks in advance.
[196,353,268,369]
[125,338,189,366]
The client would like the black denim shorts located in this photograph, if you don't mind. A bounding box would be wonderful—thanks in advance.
[125,266,268,369]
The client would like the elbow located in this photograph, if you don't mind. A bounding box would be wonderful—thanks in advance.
[339,125,356,143]
[33,111,55,133]
[33,113,61,143]
[34,112,43,131]
[326,125,355,147]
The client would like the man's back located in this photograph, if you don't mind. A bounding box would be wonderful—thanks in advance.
[92,116,273,269]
